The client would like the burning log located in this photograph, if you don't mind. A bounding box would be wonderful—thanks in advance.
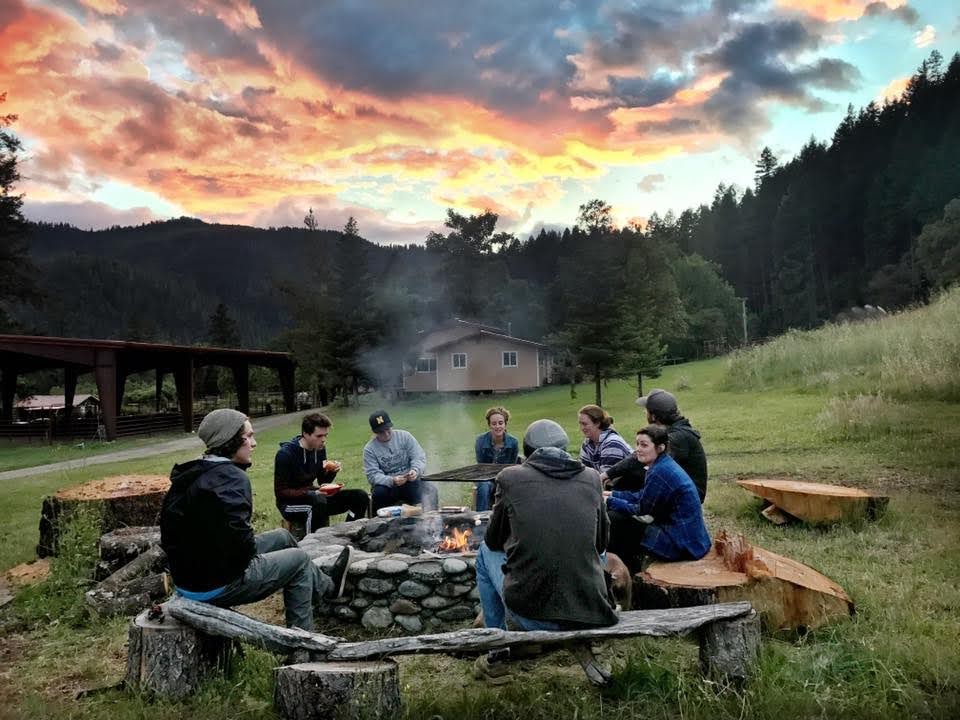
[634,531,854,632]
[737,478,889,525]
[37,475,169,557]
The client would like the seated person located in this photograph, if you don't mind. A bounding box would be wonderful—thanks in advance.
[474,419,617,680]
[160,409,352,631]
[473,405,520,511]
[578,404,632,474]
[274,412,369,536]
[600,389,708,500]
[363,410,437,513]
[605,424,711,574]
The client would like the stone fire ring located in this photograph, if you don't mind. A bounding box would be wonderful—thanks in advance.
[300,511,485,634]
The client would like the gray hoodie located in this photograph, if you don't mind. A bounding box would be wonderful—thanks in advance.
[362,428,427,487]
[485,447,617,627]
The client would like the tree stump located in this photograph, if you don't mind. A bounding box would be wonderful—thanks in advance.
[737,478,889,524]
[699,611,761,685]
[126,606,232,699]
[274,661,401,720]
[38,475,169,557]
[635,531,854,632]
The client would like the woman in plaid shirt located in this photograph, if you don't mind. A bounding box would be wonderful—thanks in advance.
[603,424,711,573]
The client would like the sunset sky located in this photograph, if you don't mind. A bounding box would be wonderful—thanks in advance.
[1,0,957,244]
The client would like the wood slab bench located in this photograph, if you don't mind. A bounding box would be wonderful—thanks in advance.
[128,597,759,718]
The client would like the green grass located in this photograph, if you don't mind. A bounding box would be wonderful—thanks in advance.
[1,299,959,719]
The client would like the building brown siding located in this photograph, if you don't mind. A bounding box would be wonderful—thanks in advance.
[432,335,540,391]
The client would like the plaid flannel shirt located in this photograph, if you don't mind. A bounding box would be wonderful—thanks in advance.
[611,454,711,561]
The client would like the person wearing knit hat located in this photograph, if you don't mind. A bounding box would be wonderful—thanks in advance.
[161,410,353,631]
[472,418,616,683]
[599,388,708,502]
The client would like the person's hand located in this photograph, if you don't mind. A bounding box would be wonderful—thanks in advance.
[394,474,408,486]
[323,460,341,477]
[602,490,612,500]
[407,469,419,481]
[607,496,634,514]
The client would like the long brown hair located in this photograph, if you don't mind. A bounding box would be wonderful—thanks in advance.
[579,404,613,430]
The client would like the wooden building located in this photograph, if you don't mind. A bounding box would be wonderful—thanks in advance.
[403,320,552,394]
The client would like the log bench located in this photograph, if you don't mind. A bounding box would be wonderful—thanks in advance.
[127,597,760,719]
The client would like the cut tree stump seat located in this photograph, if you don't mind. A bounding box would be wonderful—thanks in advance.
[127,596,760,719]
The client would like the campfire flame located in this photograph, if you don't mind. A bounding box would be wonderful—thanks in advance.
[437,527,472,553]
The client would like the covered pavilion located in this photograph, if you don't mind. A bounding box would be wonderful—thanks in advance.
[0,335,295,440]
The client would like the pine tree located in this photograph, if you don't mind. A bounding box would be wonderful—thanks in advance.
[207,302,241,347]
[304,207,319,231]
[0,92,41,331]
[754,147,778,191]
[343,215,359,238]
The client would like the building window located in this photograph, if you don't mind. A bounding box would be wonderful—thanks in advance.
[416,357,437,373]
[452,352,467,369]
[502,351,518,368]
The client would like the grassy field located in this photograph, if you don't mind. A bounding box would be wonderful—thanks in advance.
[1,295,958,719]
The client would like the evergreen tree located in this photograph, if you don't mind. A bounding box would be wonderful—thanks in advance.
[304,207,319,231]
[754,146,779,191]
[576,198,614,235]
[343,215,359,238]
[0,93,41,331]
[207,302,241,347]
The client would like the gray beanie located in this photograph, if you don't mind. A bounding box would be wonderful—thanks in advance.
[198,409,248,450]
[523,419,569,451]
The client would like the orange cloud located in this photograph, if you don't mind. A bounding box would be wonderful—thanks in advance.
[2,0,728,235]
[776,0,907,23]
[878,75,910,102]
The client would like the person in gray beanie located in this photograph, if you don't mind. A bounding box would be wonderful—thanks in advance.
[473,418,617,683]
[160,409,353,631]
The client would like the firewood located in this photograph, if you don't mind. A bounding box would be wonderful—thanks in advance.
[85,573,171,617]
[37,475,169,557]
[98,526,160,562]
[737,478,889,524]
[635,531,854,632]
[100,545,167,590]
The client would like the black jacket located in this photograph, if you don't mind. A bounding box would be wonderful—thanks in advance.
[274,436,337,507]
[606,417,708,502]
[160,458,257,592]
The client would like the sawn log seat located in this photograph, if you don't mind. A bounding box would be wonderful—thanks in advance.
[127,596,760,716]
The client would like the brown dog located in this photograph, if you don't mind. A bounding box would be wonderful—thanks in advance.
[605,551,633,611]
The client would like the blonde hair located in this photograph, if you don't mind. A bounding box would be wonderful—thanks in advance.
[484,406,511,424]
[579,404,613,430]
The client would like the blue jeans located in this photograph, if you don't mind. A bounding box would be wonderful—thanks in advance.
[475,542,561,631]
[475,481,494,511]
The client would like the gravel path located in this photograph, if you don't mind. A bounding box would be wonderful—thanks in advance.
[0,408,310,482]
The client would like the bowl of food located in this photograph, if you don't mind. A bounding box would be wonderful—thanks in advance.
[319,483,343,496]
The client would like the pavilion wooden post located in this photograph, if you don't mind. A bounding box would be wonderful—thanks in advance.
[63,366,78,434]
[173,359,195,433]
[1,366,16,421]
[278,364,295,413]
[155,369,164,412]
[232,362,249,415]
[93,348,119,440]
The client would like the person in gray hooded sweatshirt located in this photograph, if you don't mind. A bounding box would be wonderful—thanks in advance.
[478,419,617,626]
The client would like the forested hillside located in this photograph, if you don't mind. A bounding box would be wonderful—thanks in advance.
[7,51,960,399]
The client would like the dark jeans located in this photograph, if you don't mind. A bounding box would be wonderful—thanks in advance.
[607,511,655,574]
[370,481,440,513]
[279,488,369,533]
[209,529,332,631]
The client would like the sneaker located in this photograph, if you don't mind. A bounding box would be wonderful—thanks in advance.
[472,653,513,685]
[326,546,354,600]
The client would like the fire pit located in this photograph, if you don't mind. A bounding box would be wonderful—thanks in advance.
[298,510,489,634]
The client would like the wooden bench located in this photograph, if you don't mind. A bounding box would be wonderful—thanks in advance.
[127,597,759,718]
